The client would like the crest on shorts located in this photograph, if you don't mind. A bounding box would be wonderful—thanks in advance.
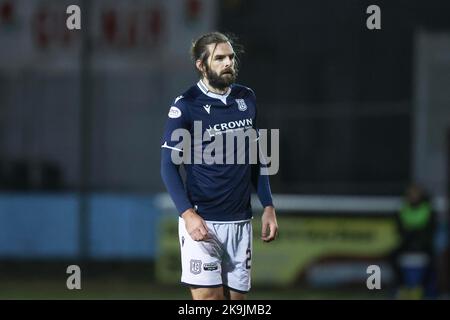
[236,99,247,111]
[181,236,185,247]
[190,259,202,275]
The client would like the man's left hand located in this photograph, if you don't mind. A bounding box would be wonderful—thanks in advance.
[261,206,278,242]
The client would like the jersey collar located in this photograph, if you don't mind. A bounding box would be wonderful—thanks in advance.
[197,80,231,105]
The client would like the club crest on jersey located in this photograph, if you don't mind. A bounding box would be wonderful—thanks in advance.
[236,99,247,111]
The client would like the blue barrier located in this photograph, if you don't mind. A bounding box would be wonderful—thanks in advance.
[0,193,79,258]
[89,194,160,259]
[0,193,162,259]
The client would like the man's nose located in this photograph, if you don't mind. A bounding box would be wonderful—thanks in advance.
[224,57,232,68]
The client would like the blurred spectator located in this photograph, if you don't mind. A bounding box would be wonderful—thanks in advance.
[392,184,437,299]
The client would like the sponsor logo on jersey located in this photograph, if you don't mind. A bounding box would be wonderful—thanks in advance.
[236,99,247,111]
[168,106,181,118]
[206,118,253,137]
[190,259,202,274]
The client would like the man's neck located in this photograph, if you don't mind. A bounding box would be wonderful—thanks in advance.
[201,78,229,95]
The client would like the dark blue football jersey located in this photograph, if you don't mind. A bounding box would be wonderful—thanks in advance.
[161,80,259,221]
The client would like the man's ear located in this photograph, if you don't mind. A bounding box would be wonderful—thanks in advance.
[196,60,205,74]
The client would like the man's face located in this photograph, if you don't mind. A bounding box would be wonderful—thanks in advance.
[406,185,423,205]
[202,42,236,90]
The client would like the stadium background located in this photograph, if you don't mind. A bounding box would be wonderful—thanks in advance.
[0,0,449,299]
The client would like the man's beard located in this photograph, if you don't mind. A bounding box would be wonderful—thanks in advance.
[205,65,237,91]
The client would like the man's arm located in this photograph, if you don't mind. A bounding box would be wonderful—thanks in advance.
[249,88,278,242]
[160,148,193,214]
[160,100,209,241]
[251,157,278,242]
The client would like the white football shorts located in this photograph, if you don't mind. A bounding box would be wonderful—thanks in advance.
[178,217,253,293]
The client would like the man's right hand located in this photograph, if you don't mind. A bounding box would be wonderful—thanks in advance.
[181,208,209,241]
